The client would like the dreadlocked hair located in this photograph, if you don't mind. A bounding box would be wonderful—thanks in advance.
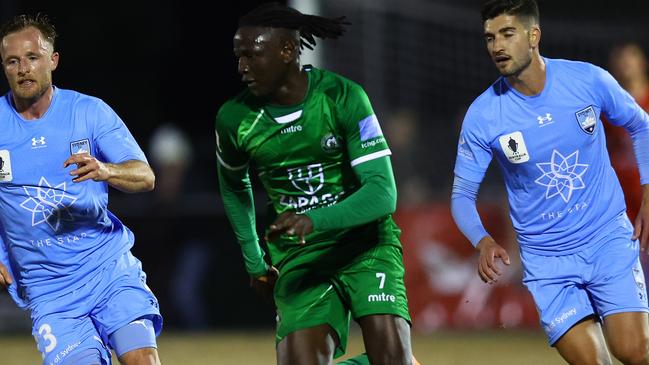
[238,2,349,50]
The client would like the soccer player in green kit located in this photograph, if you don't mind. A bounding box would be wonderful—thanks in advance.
[215,3,419,365]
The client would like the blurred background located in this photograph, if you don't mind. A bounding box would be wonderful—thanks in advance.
[1,0,648,363]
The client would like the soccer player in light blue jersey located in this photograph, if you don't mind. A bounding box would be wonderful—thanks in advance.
[452,0,649,363]
[0,14,162,365]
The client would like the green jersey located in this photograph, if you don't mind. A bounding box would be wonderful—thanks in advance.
[216,66,401,270]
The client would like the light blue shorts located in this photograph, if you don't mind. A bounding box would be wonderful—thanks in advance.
[522,219,648,345]
[30,251,162,365]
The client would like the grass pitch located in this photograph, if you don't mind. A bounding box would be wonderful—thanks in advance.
[0,329,620,364]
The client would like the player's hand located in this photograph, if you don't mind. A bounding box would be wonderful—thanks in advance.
[476,236,510,284]
[633,184,649,252]
[63,153,111,183]
[0,262,14,289]
[250,266,279,304]
[266,211,313,244]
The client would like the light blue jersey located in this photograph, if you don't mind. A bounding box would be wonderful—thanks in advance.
[0,87,146,307]
[455,58,649,255]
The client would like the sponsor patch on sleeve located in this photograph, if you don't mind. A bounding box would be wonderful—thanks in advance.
[358,115,383,141]
[498,131,529,164]
[0,150,13,182]
[457,135,475,161]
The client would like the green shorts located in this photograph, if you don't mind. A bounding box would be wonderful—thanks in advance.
[273,243,411,358]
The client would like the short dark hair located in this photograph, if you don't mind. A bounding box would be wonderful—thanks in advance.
[480,0,540,25]
[0,13,57,48]
[238,2,349,50]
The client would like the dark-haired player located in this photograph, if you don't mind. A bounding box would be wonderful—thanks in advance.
[452,0,649,363]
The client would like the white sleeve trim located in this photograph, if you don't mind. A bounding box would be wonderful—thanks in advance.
[350,149,392,167]
[216,151,248,171]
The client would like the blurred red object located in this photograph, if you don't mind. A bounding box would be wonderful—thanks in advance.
[395,202,539,333]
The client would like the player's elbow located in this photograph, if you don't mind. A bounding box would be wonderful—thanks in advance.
[143,171,156,192]
[136,166,155,192]
[384,186,398,214]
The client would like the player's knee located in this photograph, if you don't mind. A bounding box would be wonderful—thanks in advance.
[610,336,649,365]
[277,326,338,365]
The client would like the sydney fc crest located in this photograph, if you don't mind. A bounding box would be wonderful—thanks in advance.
[70,139,91,155]
[575,106,597,134]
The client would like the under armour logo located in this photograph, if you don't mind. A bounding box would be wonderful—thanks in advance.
[31,136,46,146]
[537,113,552,125]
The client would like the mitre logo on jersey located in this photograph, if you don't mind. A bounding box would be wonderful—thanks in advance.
[288,164,324,195]
[281,125,303,134]
[20,177,77,232]
[0,150,12,182]
[575,106,597,134]
[70,139,91,155]
[535,150,588,203]
[498,131,529,164]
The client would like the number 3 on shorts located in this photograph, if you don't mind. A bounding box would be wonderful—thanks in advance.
[376,272,386,289]
[34,323,58,355]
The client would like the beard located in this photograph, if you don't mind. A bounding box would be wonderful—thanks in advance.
[12,79,49,102]
[500,54,533,77]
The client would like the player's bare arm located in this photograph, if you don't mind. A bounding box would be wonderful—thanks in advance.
[266,211,313,244]
[64,153,155,193]
[633,184,649,251]
[475,236,510,284]
[0,263,13,288]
